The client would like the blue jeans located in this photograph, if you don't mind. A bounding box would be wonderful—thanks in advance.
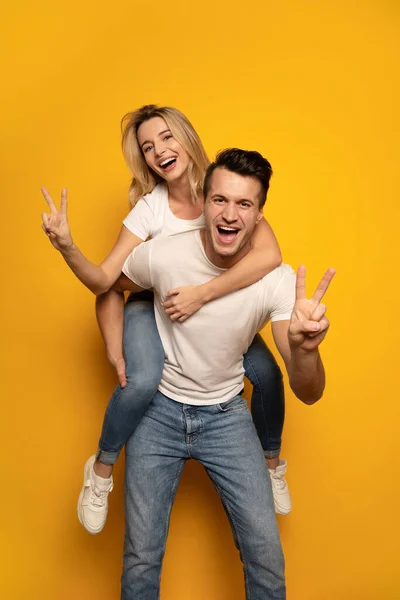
[122,392,286,600]
[97,292,164,465]
[97,294,285,464]
[244,334,285,459]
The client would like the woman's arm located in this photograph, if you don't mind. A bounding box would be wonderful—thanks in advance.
[163,217,282,321]
[41,187,144,294]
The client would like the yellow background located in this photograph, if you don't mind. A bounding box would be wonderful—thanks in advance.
[1,1,399,598]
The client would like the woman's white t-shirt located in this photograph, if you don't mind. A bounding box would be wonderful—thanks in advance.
[123,184,205,240]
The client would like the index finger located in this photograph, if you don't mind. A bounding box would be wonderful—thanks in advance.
[60,188,68,215]
[295,265,307,300]
[41,187,58,214]
[312,268,336,303]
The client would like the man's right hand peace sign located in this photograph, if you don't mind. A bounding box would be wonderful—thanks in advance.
[41,187,73,252]
[288,265,335,353]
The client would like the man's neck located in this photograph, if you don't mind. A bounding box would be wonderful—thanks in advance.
[200,230,251,269]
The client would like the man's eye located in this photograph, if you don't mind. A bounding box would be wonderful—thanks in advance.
[241,202,250,208]
[215,198,224,203]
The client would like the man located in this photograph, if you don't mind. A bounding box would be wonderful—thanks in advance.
[118,148,334,599]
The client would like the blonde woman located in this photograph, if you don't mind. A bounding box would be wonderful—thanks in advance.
[41,105,291,535]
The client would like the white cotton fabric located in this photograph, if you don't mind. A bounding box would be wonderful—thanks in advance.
[123,184,205,240]
[122,230,296,406]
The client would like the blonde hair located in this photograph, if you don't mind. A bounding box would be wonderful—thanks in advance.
[121,104,210,207]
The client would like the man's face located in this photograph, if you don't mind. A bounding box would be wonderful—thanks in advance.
[204,168,263,266]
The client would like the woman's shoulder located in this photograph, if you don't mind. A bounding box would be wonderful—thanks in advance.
[140,183,168,210]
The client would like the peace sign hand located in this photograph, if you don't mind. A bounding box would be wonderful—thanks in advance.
[288,265,335,352]
[41,187,73,251]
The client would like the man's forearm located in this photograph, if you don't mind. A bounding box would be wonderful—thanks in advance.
[96,289,125,363]
[288,348,326,405]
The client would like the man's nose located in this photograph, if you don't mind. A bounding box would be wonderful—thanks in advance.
[221,202,238,222]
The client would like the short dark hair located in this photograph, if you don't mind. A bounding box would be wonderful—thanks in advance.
[203,148,273,208]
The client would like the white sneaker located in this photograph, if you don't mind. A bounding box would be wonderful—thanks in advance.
[77,455,113,534]
[268,459,292,515]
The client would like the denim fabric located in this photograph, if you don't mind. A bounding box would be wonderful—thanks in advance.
[97,294,285,464]
[96,294,164,465]
[122,391,285,600]
[244,334,285,459]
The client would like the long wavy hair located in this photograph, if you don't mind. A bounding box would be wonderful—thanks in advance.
[121,104,210,207]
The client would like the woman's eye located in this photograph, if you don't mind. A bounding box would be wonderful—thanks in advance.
[164,134,173,141]
[144,145,153,153]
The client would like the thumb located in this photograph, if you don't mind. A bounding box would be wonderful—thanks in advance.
[290,319,320,336]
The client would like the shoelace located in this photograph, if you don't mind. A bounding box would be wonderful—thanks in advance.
[271,473,286,491]
[87,480,113,507]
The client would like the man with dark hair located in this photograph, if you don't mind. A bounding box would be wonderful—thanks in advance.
[203,147,273,205]
[118,148,334,599]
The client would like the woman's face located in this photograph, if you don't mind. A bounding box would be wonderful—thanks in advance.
[137,116,191,183]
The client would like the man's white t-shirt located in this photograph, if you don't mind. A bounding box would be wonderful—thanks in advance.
[123,230,296,406]
[123,184,205,240]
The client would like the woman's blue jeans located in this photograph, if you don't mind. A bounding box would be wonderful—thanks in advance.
[97,293,285,465]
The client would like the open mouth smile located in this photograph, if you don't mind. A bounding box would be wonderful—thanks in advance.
[159,157,177,171]
[216,225,240,244]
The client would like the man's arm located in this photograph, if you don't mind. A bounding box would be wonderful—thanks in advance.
[271,265,335,405]
[271,321,326,404]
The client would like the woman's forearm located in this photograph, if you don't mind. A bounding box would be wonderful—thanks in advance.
[60,243,113,295]
[199,217,281,302]
[58,227,144,295]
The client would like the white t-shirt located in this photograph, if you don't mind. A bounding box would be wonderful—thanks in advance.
[123,184,205,240]
[123,230,296,406]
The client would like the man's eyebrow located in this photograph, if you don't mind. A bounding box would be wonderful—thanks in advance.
[140,129,171,149]
[210,193,254,203]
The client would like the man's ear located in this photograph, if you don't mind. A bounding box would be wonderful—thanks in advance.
[256,211,263,224]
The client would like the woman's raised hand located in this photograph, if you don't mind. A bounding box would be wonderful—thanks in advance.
[41,187,73,251]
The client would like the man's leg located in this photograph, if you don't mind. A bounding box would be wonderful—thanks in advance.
[190,396,286,600]
[122,392,187,600]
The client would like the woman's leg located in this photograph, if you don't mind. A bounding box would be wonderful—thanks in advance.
[78,293,165,534]
[243,334,291,515]
[97,293,164,464]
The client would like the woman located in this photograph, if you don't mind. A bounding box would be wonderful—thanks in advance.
[41,105,291,535]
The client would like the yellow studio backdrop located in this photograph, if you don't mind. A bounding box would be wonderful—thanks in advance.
[1,1,399,598]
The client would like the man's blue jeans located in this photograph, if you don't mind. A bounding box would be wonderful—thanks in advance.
[122,391,286,600]
[97,293,284,465]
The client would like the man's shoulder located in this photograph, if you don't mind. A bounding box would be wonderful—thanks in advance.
[261,263,296,285]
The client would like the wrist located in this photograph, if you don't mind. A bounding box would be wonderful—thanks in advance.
[199,280,215,303]
[290,344,320,362]
[60,240,75,255]
[107,351,124,366]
